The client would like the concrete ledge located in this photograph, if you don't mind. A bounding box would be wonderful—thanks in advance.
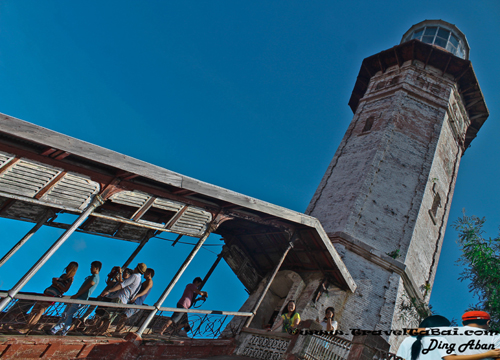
[328,232,426,305]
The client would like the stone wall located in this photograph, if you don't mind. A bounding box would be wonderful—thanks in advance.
[306,59,466,349]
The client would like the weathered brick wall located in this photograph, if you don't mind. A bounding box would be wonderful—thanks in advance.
[306,59,467,350]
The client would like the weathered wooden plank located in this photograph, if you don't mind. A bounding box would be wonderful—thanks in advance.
[41,197,81,208]
[174,221,204,229]
[180,213,210,221]
[15,161,61,175]
[111,192,150,207]
[180,216,208,223]
[184,207,211,215]
[172,223,204,231]
[0,152,14,167]
[9,167,56,180]
[52,183,97,195]
[0,177,42,190]
[182,176,306,223]
[137,219,166,228]
[0,174,47,189]
[57,176,99,188]
[171,222,203,231]
[44,193,86,204]
[153,198,184,211]
[0,115,184,187]
[45,187,92,199]
[111,199,145,207]
[64,179,96,188]
[62,173,96,183]
[10,162,59,174]
[6,165,56,179]
[0,185,38,197]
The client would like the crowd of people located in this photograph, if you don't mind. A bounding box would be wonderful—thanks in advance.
[6,260,213,338]
[9,260,157,336]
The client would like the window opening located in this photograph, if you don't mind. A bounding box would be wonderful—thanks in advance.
[429,192,441,224]
[362,117,374,133]
[406,25,466,59]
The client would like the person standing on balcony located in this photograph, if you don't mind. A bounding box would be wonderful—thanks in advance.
[270,300,301,334]
[100,263,146,324]
[320,307,337,332]
[49,261,101,336]
[113,268,155,335]
[84,267,134,335]
[23,261,79,332]
[159,277,207,335]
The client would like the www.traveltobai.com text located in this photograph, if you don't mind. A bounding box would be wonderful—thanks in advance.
[298,329,500,336]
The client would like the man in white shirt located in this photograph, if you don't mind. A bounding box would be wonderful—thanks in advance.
[421,311,500,358]
[102,263,146,303]
[101,263,147,323]
[444,311,500,356]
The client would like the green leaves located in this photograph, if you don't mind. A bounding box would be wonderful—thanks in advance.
[453,214,500,331]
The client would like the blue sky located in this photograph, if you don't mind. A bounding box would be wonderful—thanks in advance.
[0,1,499,325]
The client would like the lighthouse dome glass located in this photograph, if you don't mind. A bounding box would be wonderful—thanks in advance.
[401,20,469,60]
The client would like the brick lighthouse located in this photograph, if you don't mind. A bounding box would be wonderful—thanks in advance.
[306,20,488,347]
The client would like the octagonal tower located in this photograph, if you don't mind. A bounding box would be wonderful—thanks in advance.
[306,20,488,348]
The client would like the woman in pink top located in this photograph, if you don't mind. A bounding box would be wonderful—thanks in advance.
[159,277,208,335]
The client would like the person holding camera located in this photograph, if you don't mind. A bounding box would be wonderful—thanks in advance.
[159,277,207,335]
[321,307,338,332]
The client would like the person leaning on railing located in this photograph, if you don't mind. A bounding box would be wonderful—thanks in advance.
[48,261,101,336]
[84,266,134,335]
[22,261,79,333]
[269,300,301,334]
[113,268,155,335]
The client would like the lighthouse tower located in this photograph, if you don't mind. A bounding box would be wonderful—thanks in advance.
[306,20,488,347]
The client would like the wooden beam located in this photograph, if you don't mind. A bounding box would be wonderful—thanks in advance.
[424,48,434,69]
[362,62,372,78]
[377,54,385,73]
[41,148,57,156]
[0,198,16,215]
[34,171,67,200]
[442,54,452,76]
[466,98,482,110]
[469,114,486,121]
[165,204,189,229]
[131,196,157,221]
[394,47,401,67]
[455,63,471,82]
[0,157,20,176]
[459,84,477,95]
[53,151,71,160]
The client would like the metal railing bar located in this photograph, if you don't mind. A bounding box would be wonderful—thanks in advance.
[0,291,253,316]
